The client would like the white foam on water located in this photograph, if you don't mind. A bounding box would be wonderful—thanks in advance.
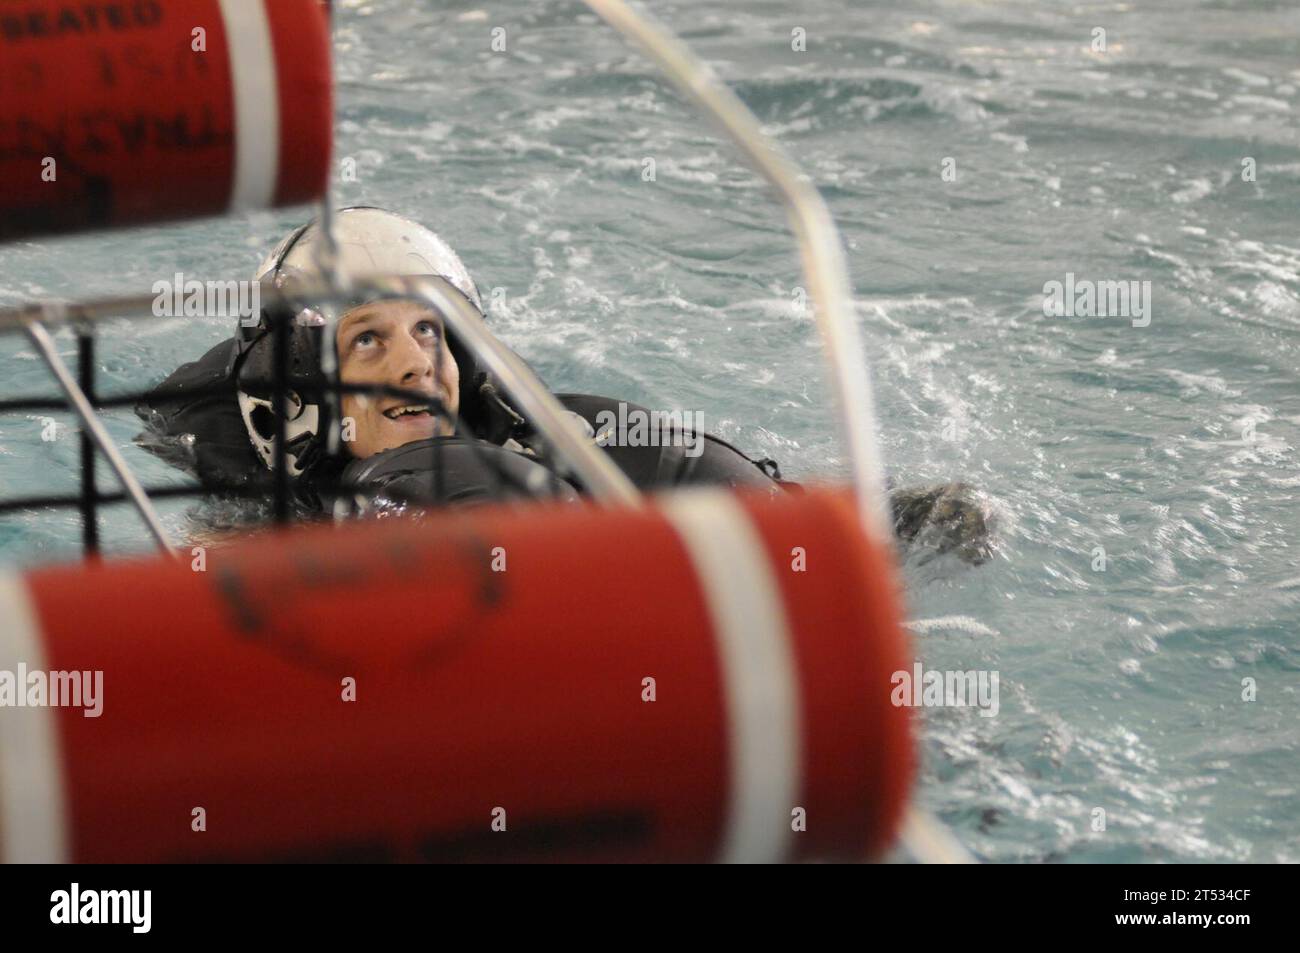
[905,616,1000,638]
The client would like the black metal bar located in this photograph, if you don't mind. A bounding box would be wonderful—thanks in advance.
[271,310,290,524]
[0,483,208,514]
[0,372,544,520]
[329,319,349,518]
[76,331,99,555]
[0,380,457,416]
[432,419,444,502]
[0,398,70,412]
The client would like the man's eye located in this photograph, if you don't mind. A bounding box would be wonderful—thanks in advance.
[415,320,440,338]
[353,331,377,349]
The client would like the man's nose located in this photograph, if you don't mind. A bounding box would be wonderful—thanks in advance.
[391,332,434,385]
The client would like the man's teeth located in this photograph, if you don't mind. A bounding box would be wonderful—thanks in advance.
[384,405,431,419]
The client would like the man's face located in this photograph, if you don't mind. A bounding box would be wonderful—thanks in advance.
[337,299,460,459]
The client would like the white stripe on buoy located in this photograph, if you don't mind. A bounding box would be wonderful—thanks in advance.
[660,491,801,864]
[218,0,280,209]
[0,574,68,863]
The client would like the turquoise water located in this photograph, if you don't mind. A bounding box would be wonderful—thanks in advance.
[1,0,1297,861]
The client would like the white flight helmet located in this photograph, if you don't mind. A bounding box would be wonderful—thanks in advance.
[235,207,484,479]
[254,206,483,309]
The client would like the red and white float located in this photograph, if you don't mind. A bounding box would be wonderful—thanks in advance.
[0,0,332,240]
[0,488,913,863]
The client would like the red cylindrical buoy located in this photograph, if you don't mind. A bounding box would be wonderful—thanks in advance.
[0,487,913,863]
[0,0,332,242]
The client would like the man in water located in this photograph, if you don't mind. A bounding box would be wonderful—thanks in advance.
[141,206,992,561]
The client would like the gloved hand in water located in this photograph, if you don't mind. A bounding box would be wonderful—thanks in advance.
[889,481,992,565]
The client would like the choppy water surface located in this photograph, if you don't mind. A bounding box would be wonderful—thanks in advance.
[1,0,1297,861]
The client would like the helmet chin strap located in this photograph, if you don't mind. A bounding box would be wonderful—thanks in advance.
[472,378,527,445]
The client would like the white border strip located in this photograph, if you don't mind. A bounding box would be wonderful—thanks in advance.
[660,491,801,864]
[0,574,68,863]
[218,0,280,209]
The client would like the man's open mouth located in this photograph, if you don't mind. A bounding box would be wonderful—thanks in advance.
[383,404,434,420]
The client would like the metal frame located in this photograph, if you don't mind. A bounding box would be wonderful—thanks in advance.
[583,0,893,542]
[0,276,638,550]
[21,318,176,557]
